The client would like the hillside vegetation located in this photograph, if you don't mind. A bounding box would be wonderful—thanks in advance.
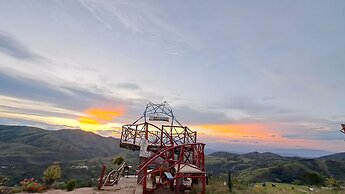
[0,125,138,185]
[0,125,137,164]
[1,125,345,188]
[206,151,345,184]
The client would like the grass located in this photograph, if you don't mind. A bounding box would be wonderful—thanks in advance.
[206,180,345,194]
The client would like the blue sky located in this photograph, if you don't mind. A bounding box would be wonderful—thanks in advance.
[0,0,344,155]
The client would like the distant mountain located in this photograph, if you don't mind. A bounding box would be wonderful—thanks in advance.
[204,148,219,155]
[1,125,345,186]
[0,125,133,165]
[207,151,345,183]
[271,148,334,158]
[241,152,283,160]
[317,152,345,160]
[209,151,240,158]
[205,147,333,158]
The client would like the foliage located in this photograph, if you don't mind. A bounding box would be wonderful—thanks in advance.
[303,172,324,186]
[326,178,340,188]
[232,176,249,190]
[207,180,345,194]
[66,179,76,191]
[291,179,302,185]
[43,164,61,184]
[9,186,22,193]
[0,176,8,186]
[20,178,44,193]
[112,156,124,166]
[51,181,66,190]
[228,171,232,192]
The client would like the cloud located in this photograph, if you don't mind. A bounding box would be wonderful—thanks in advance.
[0,117,78,131]
[0,71,126,111]
[0,32,38,60]
[173,105,231,125]
[78,0,201,55]
[95,129,121,137]
[0,70,236,129]
[116,82,141,90]
[225,96,291,114]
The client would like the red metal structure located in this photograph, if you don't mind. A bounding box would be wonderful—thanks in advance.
[98,162,126,190]
[120,101,206,194]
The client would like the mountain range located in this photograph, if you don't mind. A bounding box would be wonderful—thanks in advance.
[0,125,134,165]
[1,125,345,185]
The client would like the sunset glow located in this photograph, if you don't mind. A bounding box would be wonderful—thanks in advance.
[198,123,278,139]
[78,107,125,132]
[1,1,344,155]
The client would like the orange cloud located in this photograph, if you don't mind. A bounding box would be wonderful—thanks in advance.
[85,107,125,122]
[79,107,125,132]
[196,123,327,149]
[198,123,278,140]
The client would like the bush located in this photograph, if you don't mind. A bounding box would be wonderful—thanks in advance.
[232,176,249,190]
[66,179,76,191]
[303,172,324,186]
[326,178,339,188]
[112,156,124,166]
[0,175,8,186]
[43,164,61,185]
[51,181,66,190]
[9,186,22,193]
[20,178,44,193]
[292,179,302,185]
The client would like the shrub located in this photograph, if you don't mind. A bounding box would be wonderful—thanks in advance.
[51,181,66,190]
[10,186,22,193]
[292,179,302,185]
[112,156,124,166]
[66,179,76,191]
[232,176,248,190]
[0,175,8,186]
[303,172,324,186]
[20,178,44,193]
[43,164,61,185]
[326,178,339,188]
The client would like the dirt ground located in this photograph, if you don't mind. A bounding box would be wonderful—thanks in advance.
[18,176,179,194]
[21,177,137,194]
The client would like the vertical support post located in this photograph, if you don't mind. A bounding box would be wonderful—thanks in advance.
[175,176,181,194]
[98,165,106,190]
[143,171,147,194]
[137,123,149,193]
[133,125,138,145]
[170,127,173,145]
[145,122,148,140]
[161,126,163,147]
[202,175,206,194]
[120,126,124,142]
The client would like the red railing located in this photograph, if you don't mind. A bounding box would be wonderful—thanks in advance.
[120,123,197,151]
[136,143,206,194]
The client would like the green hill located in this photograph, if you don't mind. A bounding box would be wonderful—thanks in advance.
[0,125,135,165]
[0,125,139,185]
[206,151,345,184]
[1,125,345,187]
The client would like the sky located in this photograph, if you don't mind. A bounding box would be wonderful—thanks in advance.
[0,0,345,156]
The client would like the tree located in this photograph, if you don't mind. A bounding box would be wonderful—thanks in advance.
[43,164,62,185]
[303,172,323,186]
[112,156,124,166]
[228,171,233,192]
